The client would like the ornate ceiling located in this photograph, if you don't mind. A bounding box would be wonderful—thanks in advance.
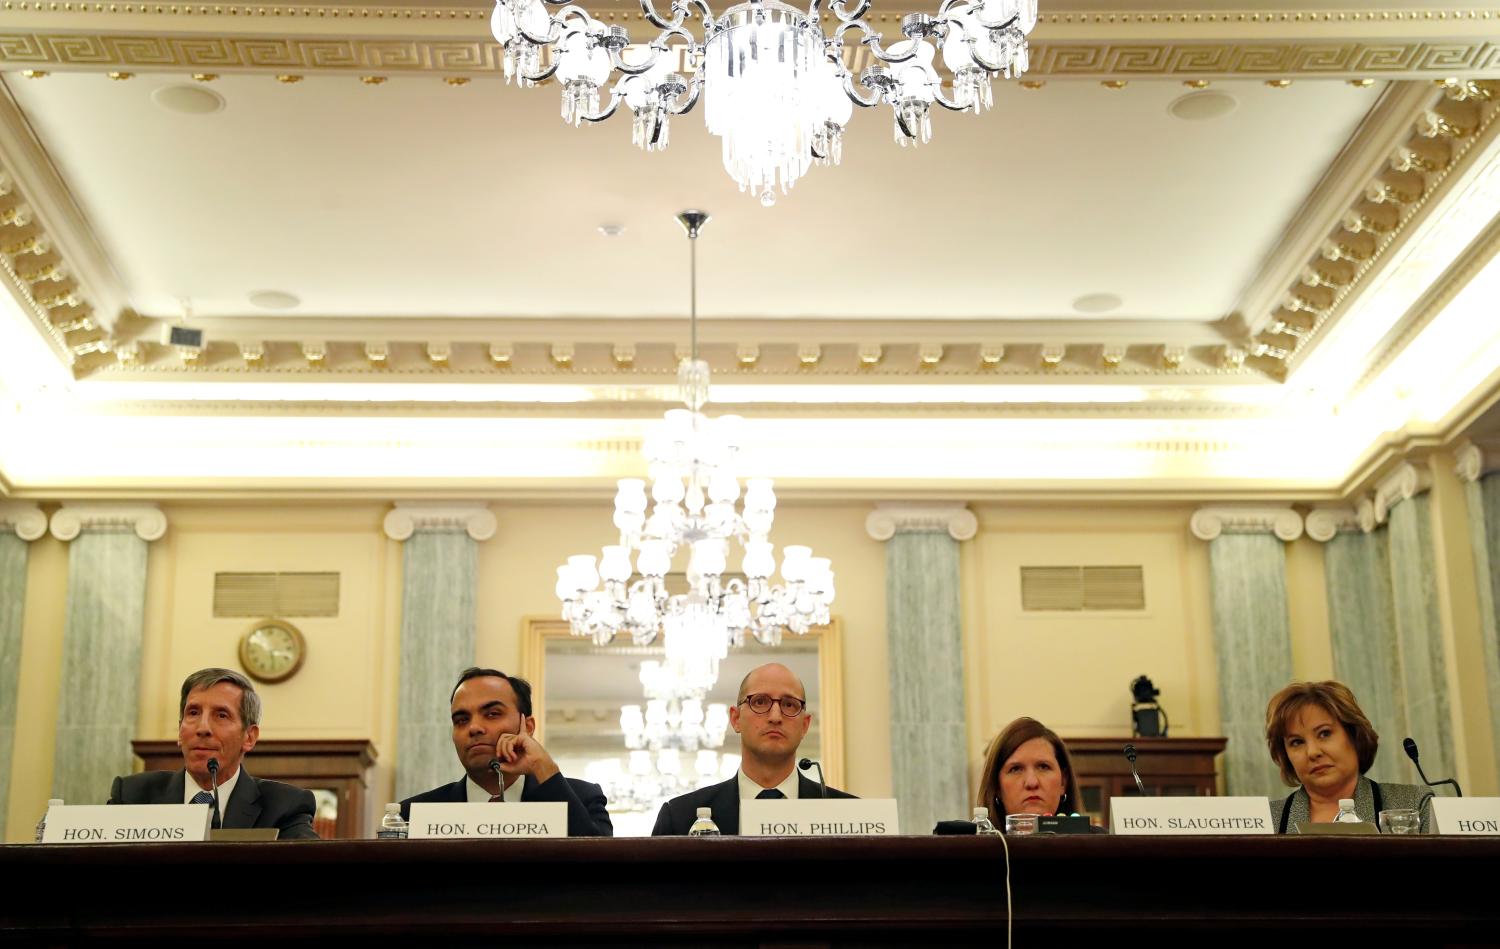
[0,1,1498,498]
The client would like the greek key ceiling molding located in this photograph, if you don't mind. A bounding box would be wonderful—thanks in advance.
[2,33,1498,78]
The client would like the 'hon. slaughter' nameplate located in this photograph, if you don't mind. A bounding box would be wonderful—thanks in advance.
[740,798,900,837]
[408,802,568,839]
[1111,796,1273,835]
[42,803,211,844]
[1430,798,1500,835]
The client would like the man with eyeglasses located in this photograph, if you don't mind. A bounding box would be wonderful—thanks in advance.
[652,661,854,835]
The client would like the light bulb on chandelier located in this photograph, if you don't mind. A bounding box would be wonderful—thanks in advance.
[487,0,1039,203]
[556,210,836,657]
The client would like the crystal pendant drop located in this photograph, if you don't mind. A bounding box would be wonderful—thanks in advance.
[561,78,599,126]
[894,99,932,147]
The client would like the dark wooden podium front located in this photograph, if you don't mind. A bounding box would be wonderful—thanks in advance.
[4,836,1498,946]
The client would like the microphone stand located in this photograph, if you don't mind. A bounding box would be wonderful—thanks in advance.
[1122,744,1148,796]
[207,758,221,830]
[798,758,827,798]
[1404,738,1463,797]
[490,758,507,802]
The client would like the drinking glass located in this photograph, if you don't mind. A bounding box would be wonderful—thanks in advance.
[1004,813,1039,836]
[1378,808,1420,835]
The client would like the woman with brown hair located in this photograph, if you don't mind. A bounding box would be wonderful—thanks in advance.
[1264,680,1433,833]
[976,716,1085,825]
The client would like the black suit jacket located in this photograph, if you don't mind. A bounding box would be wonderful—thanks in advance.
[107,768,319,840]
[652,773,855,836]
[400,772,613,837]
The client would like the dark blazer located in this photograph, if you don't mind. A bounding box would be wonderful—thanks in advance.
[107,768,319,840]
[400,772,613,837]
[652,773,855,836]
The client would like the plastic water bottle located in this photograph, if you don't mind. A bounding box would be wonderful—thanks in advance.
[688,807,721,836]
[1333,799,1362,824]
[973,807,1002,835]
[377,803,408,839]
[34,799,63,842]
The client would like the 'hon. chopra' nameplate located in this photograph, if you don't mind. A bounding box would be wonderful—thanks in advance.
[408,802,567,839]
[42,803,211,844]
[740,798,900,836]
[1111,797,1273,835]
[1431,798,1500,835]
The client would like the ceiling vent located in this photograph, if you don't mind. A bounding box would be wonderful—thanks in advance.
[1020,565,1145,612]
[213,572,340,618]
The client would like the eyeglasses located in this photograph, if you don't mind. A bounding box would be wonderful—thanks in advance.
[738,693,806,717]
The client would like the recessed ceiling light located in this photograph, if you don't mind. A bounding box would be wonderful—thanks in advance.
[598,224,625,238]
[1168,91,1237,121]
[249,290,300,310]
[1072,293,1123,314]
[150,84,225,115]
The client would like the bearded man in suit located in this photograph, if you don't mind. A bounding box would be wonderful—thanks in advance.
[108,667,318,839]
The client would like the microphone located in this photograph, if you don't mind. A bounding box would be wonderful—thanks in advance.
[489,758,506,801]
[1403,737,1463,797]
[206,758,221,829]
[1122,744,1148,796]
[798,757,827,798]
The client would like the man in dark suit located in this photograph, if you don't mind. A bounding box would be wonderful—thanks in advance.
[653,662,853,835]
[400,667,612,837]
[107,667,318,840]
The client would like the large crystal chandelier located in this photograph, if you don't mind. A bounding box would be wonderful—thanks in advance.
[620,659,732,753]
[556,210,835,652]
[490,0,1039,204]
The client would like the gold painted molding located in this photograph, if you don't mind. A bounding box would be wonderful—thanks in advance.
[1,32,1497,78]
[1262,81,1500,377]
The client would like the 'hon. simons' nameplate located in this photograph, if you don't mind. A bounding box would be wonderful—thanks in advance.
[1111,796,1273,835]
[42,803,211,844]
[1431,798,1500,835]
[408,802,568,839]
[740,798,900,837]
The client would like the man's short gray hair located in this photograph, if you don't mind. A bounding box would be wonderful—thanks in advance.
[178,667,261,727]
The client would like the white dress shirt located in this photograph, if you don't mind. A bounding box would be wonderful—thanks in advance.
[737,766,799,800]
[183,766,240,811]
[466,773,525,802]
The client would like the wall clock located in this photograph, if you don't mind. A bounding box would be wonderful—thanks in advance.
[238,619,306,684]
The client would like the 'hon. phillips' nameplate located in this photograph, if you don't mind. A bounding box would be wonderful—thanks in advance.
[42,804,211,844]
[1431,798,1500,835]
[408,802,568,839]
[740,798,900,837]
[1111,796,1273,835]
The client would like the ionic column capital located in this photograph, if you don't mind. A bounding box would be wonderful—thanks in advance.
[865,503,978,542]
[1373,461,1432,523]
[49,503,167,542]
[1305,505,1362,542]
[1455,440,1500,484]
[1189,506,1303,542]
[0,502,47,541]
[383,502,497,542]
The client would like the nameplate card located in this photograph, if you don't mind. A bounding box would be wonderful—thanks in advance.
[1111,797,1274,835]
[740,798,900,837]
[41,804,211,844]
[1430,798,1500,835]
[407,802,568,839]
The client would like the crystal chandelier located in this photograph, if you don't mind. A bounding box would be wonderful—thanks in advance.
[620,660,732,752]
[489,0,1039,204]
[555,210,835,651]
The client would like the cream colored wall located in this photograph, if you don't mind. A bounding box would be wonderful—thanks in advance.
[1284,537,1335,681]
[960,504,1219,795]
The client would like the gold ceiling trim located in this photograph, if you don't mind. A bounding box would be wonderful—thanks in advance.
[2,3,1497,25]
[1253,80,1500,377]
[1,32,1497,78]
